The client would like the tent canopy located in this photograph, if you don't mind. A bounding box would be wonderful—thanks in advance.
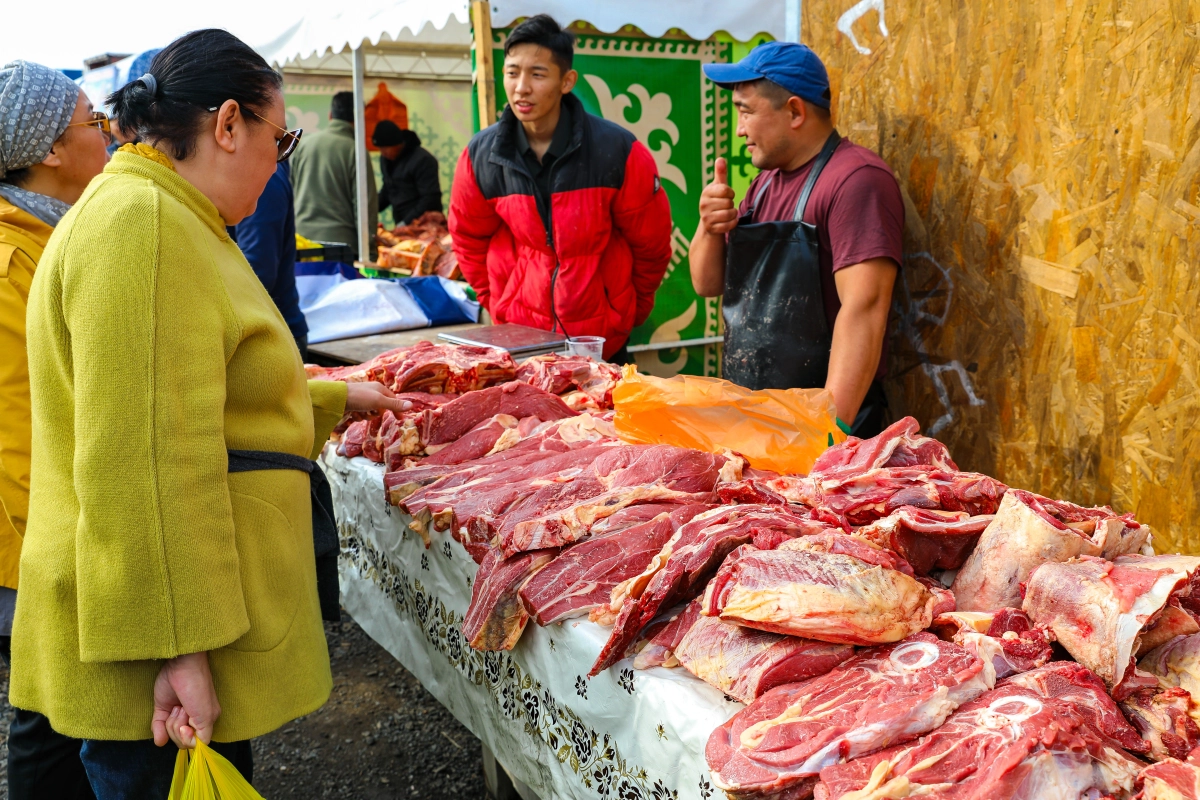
[491,0,787,42]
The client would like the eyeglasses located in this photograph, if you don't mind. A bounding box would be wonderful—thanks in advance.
[66,111,113,144]
[204,105,302,162]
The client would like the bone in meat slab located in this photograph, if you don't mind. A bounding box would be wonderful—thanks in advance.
[706,633,989,798]
[855,505,995,575]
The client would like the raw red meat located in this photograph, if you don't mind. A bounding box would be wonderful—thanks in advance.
[499,445,730,556]
[768,467,1006,527]
[930,609,1054,684]
[416,413,519,468]
[953,489,1150,611]
[308,340,516,393]
[589,504,821,676]
[808,416,958,482]
[632,601,703,669]
[855,506,994,575]
[423,381,578,447]
[815,679,1143,800]
[462,546,558,651]
[1121,686,1200,761]
[1002,662,1150,754]
[706,633,989,798]
[1023,554,1200,698]
[1140,633,1200,712]
[675,609,853,703]
[703,534,935,645]
[518,504,709,626]
[1138,753,1200,799]
[515,353,622,409]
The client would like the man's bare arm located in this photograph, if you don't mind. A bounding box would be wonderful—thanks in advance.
[826,258,897,425]
[689,157,737,298]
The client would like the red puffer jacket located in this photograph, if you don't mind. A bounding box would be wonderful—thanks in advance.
[449,94,672,359]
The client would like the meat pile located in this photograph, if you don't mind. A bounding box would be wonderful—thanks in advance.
[326,351,1200,799]
[376,211,459,278]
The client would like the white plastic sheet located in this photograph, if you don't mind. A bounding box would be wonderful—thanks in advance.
[301,277,430,344]
[323,448,741,800]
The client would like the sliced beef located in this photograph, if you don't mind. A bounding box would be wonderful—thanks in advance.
[808,415,959,482]
[855,505,995,575]
[462,547,558,651]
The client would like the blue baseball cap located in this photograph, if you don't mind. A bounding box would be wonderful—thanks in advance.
[702,42,831,109]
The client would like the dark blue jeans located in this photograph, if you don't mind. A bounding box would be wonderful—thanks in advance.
[80,738,253,800]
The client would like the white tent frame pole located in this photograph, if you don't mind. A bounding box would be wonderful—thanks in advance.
[352,45,371,263]
[785,0,802,43]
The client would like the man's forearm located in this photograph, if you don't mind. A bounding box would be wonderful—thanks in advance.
[825,306,887,426]
[689,227,727,297]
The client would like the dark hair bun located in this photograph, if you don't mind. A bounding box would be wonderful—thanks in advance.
[107,29,281,160]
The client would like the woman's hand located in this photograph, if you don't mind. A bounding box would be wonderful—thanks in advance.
[152,651,220,748]
[345,381,413,415]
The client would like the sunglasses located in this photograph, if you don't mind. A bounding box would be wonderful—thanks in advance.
[205,105,303,162]
[66,111,113,144]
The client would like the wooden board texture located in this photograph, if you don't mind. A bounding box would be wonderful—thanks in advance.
[803,0,1200,553]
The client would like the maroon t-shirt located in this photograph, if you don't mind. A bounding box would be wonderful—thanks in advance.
[733,137,904,378]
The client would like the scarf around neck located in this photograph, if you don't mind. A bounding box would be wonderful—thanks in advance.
[0,182,69,226]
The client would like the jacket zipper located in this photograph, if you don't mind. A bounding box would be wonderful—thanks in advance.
[544,157,564,334]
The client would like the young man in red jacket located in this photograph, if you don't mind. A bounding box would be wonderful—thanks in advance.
[449,14,672,363]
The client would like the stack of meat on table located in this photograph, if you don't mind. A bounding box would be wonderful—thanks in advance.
[315,342,1200,800]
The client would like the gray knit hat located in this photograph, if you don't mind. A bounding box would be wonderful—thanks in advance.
[0,60,80,180]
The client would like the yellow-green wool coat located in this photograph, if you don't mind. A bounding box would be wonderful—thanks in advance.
[11,147,347,742]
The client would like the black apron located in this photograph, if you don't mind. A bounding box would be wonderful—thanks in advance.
[722,130,842,393]
[227,449,341,622]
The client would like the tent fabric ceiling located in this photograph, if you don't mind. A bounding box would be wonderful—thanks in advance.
[490,0,785,42]
[256,0,782,70]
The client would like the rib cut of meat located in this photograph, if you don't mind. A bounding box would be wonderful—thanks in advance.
[589,504,819,676]
[515,353,622,409]
[1122,686,1200,761]
[808,416,959,482]
[1023,554,1200,698]
[499,445,730,556]
[309,340,516,393]
[855,506,994,575]
[953,489,1150,612]
[768,467,1006,527]
[815,679,1144,800]
[675,607,854,703]
[462,547,558,651]
[703,534,935,645]
[518,504,709,626]
[1002,662,1150,755]
[1138,754,1200,799]
[706,633,989,798]
[930,609,1054,684]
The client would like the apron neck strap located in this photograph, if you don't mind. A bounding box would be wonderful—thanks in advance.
[792,130,842,222]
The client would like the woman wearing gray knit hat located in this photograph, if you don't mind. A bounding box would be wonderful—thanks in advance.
[0,59,109,800]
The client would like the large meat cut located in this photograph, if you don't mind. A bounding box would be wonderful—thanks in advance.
[706,633,989,798]
[953,489,1150,612]
[515,353,622,409]
[1138,751,1200,800]
[499,445,733,556]
[1142,633,1200,705]
[807,416,959,481]
[308,340,517,393]
[930,608,1055,684]
[1121,686,1200,761]
[673,604,854,703]
[703,533,936,645]
[517,504,709,625]
[855,506,995,575]
[589,504,823,675]
[1023,554,1200,698]
[815,677,1144,800]
[462,547,558,651]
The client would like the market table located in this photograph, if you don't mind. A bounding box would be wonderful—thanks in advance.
[322,446,741,800]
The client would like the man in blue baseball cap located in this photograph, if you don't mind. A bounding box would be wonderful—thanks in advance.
[689,42,903,438]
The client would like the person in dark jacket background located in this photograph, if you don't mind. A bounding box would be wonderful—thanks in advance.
[450,14,672,363]
[230,162,309,358]
[372,120,441,226]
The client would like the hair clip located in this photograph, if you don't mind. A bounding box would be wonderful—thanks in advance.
[139,73,158,97]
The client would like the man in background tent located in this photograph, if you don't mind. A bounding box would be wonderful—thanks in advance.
[292,91,378,261]
[373,120,442,226]
[450,14,672,364]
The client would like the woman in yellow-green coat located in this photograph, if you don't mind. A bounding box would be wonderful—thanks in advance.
[12,30,406,798]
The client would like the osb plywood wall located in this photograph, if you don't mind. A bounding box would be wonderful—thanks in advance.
[803,0,1200,553]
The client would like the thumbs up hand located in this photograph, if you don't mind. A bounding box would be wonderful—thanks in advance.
[699,157,739,235]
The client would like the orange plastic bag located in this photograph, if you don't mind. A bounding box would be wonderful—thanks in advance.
[168,739,265,800]
[613,366,844,475]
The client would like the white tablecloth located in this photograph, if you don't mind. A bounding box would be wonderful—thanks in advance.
[323,446,741,800]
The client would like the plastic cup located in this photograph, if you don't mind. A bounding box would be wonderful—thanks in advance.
[566,336,605,361]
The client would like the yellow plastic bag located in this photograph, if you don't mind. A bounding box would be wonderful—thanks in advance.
[168,739,265,800]
[613,366,844,475]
